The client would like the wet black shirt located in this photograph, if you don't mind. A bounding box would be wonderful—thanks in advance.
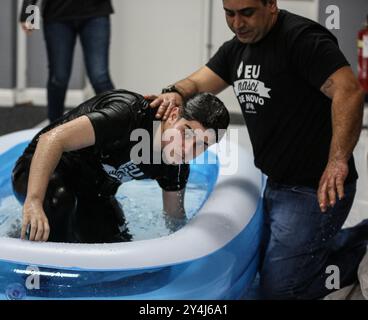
[207,10,358,188]
[20,0,114,23]
[20,90,190,195]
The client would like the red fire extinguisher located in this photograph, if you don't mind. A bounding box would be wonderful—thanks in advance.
[358,15,368,96]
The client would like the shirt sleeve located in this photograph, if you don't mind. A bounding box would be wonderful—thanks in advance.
[20,0,39,22]
[288,25,350,90]
[85,101,135,152]
[157,164,190,192]
[206,39,235,85]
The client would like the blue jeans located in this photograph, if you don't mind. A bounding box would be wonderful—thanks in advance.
[260,180,368,300]
[44,16,114,121]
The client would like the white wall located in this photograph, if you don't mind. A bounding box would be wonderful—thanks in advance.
[110,0,209,95]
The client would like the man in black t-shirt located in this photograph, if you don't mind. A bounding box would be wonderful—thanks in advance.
[12,90,229,244]
[148,0,367,299]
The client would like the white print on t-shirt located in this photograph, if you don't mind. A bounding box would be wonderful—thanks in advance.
[233,63,271,114]
[102,162,145,183]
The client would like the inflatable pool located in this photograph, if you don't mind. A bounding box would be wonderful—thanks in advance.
[0,129,263,300]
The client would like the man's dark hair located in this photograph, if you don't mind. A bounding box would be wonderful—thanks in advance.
[181,93,230,142]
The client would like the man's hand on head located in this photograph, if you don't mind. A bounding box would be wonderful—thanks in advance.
[147,93,183,120]
[317,159,349,213]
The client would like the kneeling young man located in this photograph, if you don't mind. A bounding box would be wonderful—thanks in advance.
[12,90,229,243]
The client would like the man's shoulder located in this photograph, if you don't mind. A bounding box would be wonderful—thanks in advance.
[280,9,320,30]
[279,9,336,42]
[76,89,148,121]
[91,89,146,109]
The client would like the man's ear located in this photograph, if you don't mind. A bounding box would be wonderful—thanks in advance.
[167,107,180,123]
[269,0,278,12]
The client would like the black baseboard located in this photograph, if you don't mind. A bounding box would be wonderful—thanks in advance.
[0,105,47,136]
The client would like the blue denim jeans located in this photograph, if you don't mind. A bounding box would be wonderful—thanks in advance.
[44,16,114,121]
[260,180,368,300]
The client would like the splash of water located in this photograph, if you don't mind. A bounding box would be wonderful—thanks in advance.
[0,180,208,241]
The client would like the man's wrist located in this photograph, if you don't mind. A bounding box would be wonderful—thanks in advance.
[327,156,349,165]
[25,195,44,206]
[328,150,351,163]
[161,85,185,100]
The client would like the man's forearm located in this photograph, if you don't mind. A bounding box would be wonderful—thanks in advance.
[174,78,200,101]
[173,67,229,100]
[328,89,364,163]
[162,190,186,219]
[27,133,64,203]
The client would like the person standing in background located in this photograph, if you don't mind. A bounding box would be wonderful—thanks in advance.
[20,0,115,122]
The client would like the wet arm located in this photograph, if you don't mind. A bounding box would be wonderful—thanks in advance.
[162,189,186,219]
[27,116,96,205]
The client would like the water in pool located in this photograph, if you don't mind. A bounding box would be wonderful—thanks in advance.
[0,179,208,241]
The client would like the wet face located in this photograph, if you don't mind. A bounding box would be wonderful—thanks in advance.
[223,0,278,44]
[161,108,217,164]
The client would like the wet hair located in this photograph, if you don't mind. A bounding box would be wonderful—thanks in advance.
[181,93,230,142]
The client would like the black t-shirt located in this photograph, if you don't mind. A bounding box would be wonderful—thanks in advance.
[207,10,358,188]
[20,0,114,23]
[21,90,190,195]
